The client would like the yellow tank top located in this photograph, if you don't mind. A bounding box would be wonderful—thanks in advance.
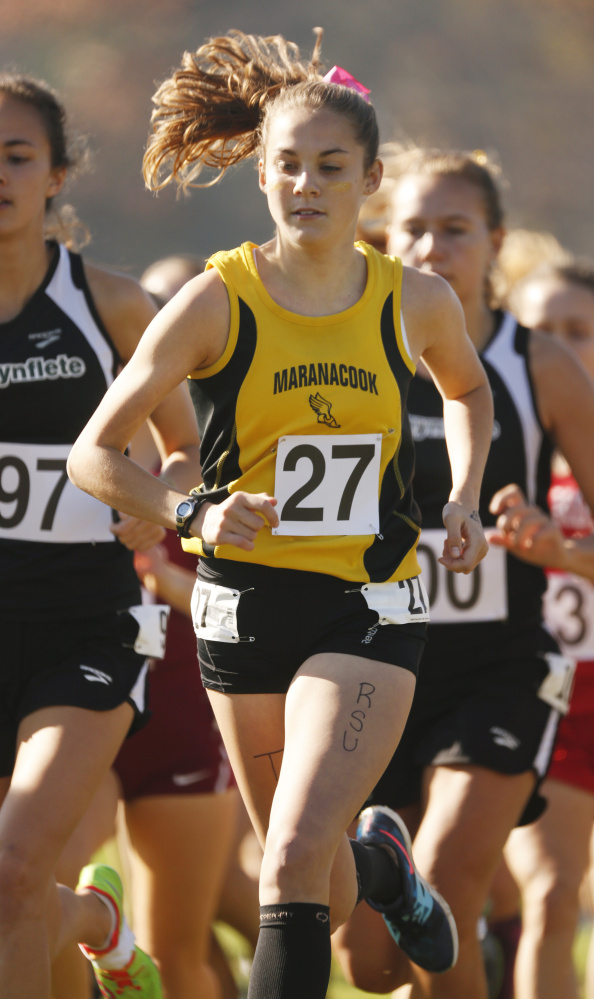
[183,240,421,583]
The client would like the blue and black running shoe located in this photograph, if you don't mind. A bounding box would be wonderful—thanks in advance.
[357,805,458,973]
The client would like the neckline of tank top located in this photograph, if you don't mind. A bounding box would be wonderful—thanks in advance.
[0,241,62,331]
[242,240,379,326]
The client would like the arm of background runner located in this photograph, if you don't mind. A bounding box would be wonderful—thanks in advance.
[402,266,493,574]
[489,484,594,584]
[84,263,202,495]
[488,330,594,581]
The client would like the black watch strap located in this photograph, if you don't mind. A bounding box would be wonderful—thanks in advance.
[175,492,209,539]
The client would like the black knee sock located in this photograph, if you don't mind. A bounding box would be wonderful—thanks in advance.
[247,902,331,999]
[350,837,402,906]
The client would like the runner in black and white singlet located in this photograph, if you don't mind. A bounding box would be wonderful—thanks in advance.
[68,31,495,999]
[0,75,200,999]
[333,149,594,999]
[499,260,594,999]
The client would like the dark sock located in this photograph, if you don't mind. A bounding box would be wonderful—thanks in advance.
[247,902,331,999]
[350,837,402,906]
[490,915,521,999]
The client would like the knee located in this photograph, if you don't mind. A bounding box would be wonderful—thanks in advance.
[261,828,329,896]
[523,871,580,935]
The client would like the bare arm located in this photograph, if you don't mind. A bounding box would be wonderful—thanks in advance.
[403,267,493,573]
[84,263,202,494]
[488,331,594,582]
[134,545,195,617]
[68,269,278,549]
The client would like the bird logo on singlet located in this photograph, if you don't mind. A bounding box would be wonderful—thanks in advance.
[309,392,341,428]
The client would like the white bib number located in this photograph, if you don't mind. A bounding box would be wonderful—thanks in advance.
[543,572,594,660]
[191,580,241,643]
[0,442,115,543]
[128,604,171,658]
[537,651,576,715]
[416,528,508,623]
[272,434,382,537]
[361,576,430,625]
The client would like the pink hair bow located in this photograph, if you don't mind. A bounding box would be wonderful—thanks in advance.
[322,65,371,102]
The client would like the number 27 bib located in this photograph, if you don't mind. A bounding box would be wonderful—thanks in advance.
[272,434,382,537]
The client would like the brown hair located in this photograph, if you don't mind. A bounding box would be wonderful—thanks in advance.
[511,257,594,316]
[495,228,568,307]
[143,29,379,192]
[382,145,505,231]
[0,73,89,248]
[383,144,506,305]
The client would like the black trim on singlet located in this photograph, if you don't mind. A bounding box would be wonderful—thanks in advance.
[364,293,421,582]
[69,253,120,380]
[0,243,60,336]
[188,298,258,504]
[514,324,548,438]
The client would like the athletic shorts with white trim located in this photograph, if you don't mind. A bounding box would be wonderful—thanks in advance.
[369,627,563,826]
[195,558,428,695]
[1,609,151,777]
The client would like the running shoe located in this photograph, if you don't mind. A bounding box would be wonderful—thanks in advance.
[357,805,459,973]
[77,863,163,998]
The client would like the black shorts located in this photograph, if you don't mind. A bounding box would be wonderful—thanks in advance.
[370,628,563,826]
[195,558,428,694]
[0,609,151,778]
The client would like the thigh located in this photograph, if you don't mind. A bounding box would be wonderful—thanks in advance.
[0,703,132,879]
[123,788,239,954]
[209,654,416,852]
[272,653,416,851]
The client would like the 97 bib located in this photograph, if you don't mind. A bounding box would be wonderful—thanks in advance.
[0,442,115,543]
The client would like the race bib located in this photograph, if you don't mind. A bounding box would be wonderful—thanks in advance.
[416,528,508,624]
[127,604,171,659]
[191,580,242,643]
[0,442,115,543]
[361,576,430,625]
[537,650,576,715]
[543,572,594,660]
[272,433,382,536]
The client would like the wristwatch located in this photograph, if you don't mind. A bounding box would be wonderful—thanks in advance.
[175,495,204,539]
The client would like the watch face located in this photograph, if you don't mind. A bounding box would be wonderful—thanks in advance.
[176,500,193,518]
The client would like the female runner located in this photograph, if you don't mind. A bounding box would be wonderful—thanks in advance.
[501,259,594,999]
[332,149,594,999]
[68,31,493,999]
[0,73,201,999]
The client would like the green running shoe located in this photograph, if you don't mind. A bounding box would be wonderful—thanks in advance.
[77,863,163,998]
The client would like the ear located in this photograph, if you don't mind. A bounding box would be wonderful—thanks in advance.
[46,165,67,200]
[258,158,267,194]
[363,158,383,197]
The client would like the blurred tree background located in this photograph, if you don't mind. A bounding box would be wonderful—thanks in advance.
[1,0,592,275]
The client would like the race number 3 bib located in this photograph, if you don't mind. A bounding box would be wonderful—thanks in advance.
[0,442,115,543]
[416,528,508,624]
[272,434,382,537]
[544,572,594,660]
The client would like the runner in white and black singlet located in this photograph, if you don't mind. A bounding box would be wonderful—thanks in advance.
[501,259,594,999]
[0,75,200,999]
[333,149,594,999]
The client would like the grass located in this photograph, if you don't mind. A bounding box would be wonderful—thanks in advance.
[94,839,593,998]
